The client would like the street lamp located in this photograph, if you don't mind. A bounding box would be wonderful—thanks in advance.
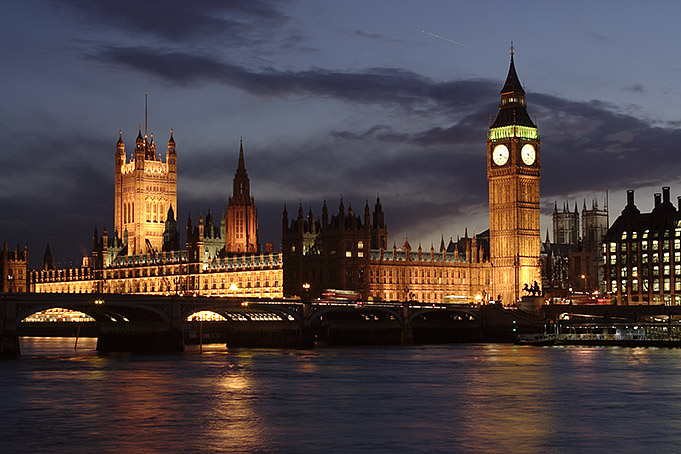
[581,274,586,293]
[302,282,310,298]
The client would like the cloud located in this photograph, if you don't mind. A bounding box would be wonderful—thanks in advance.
[91,46,494,114]
[623,84,646,93]
[51,0,293,47]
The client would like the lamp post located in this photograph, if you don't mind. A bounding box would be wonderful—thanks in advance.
[581,274,586,293]
[302,282,310,299]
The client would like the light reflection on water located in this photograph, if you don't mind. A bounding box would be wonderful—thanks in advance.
[3,338,681,453]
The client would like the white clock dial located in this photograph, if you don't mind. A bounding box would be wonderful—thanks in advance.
[521,144,536,165]
[492,144,509,166]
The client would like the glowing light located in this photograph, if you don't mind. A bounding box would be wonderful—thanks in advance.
[488,125,538,141]
[187,311,228,322]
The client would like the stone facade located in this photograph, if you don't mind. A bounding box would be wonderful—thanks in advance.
[114,128,177,255]
[546,197,609,297]
[282,198,491,303]
[32,137,282,299]
[225,140,259,253]
[487,51,541,305]
[1,242,28,292]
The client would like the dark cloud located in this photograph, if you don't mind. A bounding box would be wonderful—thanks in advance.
[51,0,293,47]
[93,45,492,113]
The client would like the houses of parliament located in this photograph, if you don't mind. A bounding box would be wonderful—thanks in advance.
[7,53,556,306]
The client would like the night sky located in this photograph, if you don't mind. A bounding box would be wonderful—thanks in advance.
[2,1,681,267]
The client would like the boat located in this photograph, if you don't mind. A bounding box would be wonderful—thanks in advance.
[515,333,556,346]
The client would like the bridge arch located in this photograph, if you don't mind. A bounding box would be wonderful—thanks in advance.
[408,307,479,324]
[182,303,302,325]
[14,298,172,329]
[309,305,403,325]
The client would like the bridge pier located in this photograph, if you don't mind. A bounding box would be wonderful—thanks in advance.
[401,302,414,346]
[97,322,184,354]
[0,297,20,358]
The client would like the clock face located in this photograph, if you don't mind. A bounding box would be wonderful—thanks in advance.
[521,144,536,165]
[492,144,509,166]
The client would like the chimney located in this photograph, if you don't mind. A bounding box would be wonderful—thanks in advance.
[654,193,661,208]
[663,186,671,205]
[626,190,635,206]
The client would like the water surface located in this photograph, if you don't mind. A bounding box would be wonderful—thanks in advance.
[1,337,679,453]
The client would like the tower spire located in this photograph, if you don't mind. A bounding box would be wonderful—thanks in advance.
[144,90,148,140]
[238,137,245,171]
[491,47,536,129]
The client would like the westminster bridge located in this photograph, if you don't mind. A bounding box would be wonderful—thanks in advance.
[0,293,543,357]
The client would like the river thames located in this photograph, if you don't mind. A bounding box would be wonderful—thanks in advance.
[2,338,680,453]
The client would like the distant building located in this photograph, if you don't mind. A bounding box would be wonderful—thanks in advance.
[553,202,579,246]
[575,198,609,293]
[544,197,609,300]
[603,187,681,305]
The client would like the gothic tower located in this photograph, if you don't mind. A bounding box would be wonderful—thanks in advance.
[487,48,541,305]
[114,124,177,255]
[553,201,580,245]
[225,140,259,253]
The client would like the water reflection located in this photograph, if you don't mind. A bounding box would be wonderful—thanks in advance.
[5,340,681,453]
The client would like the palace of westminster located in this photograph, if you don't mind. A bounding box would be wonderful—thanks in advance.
[3,52,680,306]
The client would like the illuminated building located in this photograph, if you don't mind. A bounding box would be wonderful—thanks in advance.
[31,133,282,298]
[29,52,539,305]
[1,242,28,292]
[283,198,491,303]
[603,187,681,305]
[225,140,259,253]
[115,127,177,255]
[487,48,541,305]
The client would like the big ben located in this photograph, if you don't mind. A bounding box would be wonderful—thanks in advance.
[487,48,541,306]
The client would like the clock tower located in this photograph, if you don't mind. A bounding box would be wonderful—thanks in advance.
[487,48,541,305]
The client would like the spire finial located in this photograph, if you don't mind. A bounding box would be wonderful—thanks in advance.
[144,90,148,140]
[510,41,514,57]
